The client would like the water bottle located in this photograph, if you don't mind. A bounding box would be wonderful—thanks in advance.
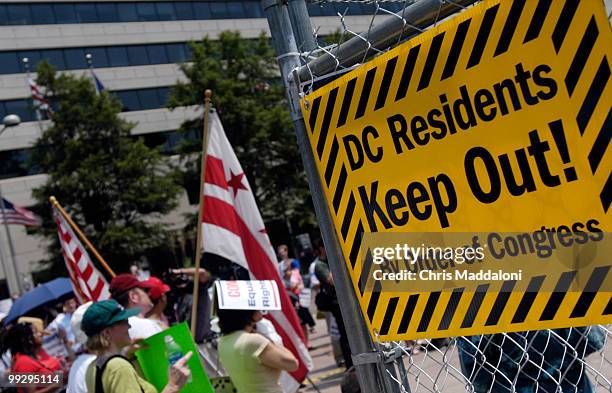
[165,335,191,383]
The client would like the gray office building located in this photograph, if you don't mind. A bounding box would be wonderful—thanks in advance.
[0,1,386,297]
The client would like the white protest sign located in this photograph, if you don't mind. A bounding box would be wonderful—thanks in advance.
[215,280,281,310]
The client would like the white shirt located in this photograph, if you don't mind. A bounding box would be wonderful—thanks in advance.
[67,353,96,393]
[48,312,77,352]
[309,260,320,287]
[128,316,163,340]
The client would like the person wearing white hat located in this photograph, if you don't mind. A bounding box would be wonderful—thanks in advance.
[67,302,95,393]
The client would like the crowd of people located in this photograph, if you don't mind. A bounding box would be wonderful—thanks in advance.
[0,238,353,393]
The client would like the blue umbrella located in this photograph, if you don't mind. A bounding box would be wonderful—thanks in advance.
[3,277,74,325]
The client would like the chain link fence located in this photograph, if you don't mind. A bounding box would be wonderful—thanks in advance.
[283,1,612,392]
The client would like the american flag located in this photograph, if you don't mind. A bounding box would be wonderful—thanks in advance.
[202,111,312,392]
[52,206,110,302]
[28,78,52,119]
[0,197,41,226]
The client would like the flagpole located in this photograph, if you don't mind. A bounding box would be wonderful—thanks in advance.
[49,196,116,278]
[0,186,22,295]
[190,89,212,335]
[23,57,46,133]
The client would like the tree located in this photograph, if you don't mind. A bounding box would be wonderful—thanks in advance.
[168,31,316,237]
[30,61,182,276]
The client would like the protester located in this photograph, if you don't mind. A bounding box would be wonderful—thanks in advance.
[47,297,78,353]
[143,276,171,329]
[277,244,297,276]
[67,302,95,393]
[313,239,352,368]
[82,299,192,393]
[109,273,162,339]
[280,260,315,348]
[6,321,66,393]
[217,308,298,393]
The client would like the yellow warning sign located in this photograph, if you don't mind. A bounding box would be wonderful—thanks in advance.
[300,0,612,340]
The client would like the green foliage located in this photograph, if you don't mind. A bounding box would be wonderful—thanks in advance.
[169,31,315,228]
[30,61,182,275]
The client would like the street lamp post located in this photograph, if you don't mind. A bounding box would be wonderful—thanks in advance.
[0,114,23,296]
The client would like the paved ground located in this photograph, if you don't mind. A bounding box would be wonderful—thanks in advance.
[300,317,345,392]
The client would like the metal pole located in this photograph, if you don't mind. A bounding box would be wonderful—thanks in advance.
[262,1,388,391]
[287,0,317,53]
[296,0,478,82]
[0,186,22,295]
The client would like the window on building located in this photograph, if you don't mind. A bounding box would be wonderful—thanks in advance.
[0,52,20,74]
[146,44,168,65]
[127,45,149,66]
[136,2,158,22]
[30,4,56,24]
[155,3,176,21]
[74,4,98,23]
[64,48,87,70]
[85,47,109,68]
[165,43,188,63]
[174,2,194,20]
[192,3,211,19]
[106,47,129,67]
[96,3,117,23]
[227,2,245,18]
[117,3,138,22]
[40,49,66,70]
[209,3,229,19]
[6,5,31,25]
[137,88,161,110]
[52,4,77,24]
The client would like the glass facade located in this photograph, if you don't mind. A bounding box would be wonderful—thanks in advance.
[0,129,197,179]
[0,86,172,123]
[0,2,403,26]
[0,42,190,75]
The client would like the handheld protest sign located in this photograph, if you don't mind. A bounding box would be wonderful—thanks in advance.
[299,0,612,341]
[135,322,214,393]
[215,280,282,310]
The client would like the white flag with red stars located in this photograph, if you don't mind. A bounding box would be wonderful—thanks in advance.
[201,110,312,391]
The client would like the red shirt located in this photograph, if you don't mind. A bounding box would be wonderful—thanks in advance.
[12,349,62,393]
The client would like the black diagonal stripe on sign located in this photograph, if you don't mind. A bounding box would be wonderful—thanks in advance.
[316,88,338,160]
[604,296,612,315]
[380,297,399,335]
[589,109,611,174]
[523,0,552,43]
[359,248,373,296]
[349,221,364,269]
[324,137,339,187]
[601,172,612,213]
[485,280,517,326]
[341,193,356,241]
[438,288,464,330]
[552,0,579,53]
[375,56,398,110]
[332,165,347,213]
[337,78,356,128]
[577,57,610,135]
[570,265,611,318]
[512,276,545,323]
[441,19,471,81]
[565,17,599,97]
[308,96,321,133]
[460,284,490,328]
[356,68,377,120]
[494,0,526,57]
[466,4,500,69]
[417,292,441,332]
[398,294,419,334]
[367,281,382,322]
[395,45,421,101]
[417,32,445,91]
[539,271,577,321]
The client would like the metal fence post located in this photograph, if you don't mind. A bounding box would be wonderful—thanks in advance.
[261,1,391,391]
[287,0,318,53]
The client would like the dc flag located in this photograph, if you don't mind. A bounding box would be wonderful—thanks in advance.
[201,110,313,391]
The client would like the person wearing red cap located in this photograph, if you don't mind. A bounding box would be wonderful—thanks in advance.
[109,274,162,340]
[143,277,170,330]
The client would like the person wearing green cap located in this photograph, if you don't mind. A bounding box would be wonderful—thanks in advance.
[81,300,192,393]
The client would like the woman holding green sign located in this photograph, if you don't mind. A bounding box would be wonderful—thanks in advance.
[81,300,192,393]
